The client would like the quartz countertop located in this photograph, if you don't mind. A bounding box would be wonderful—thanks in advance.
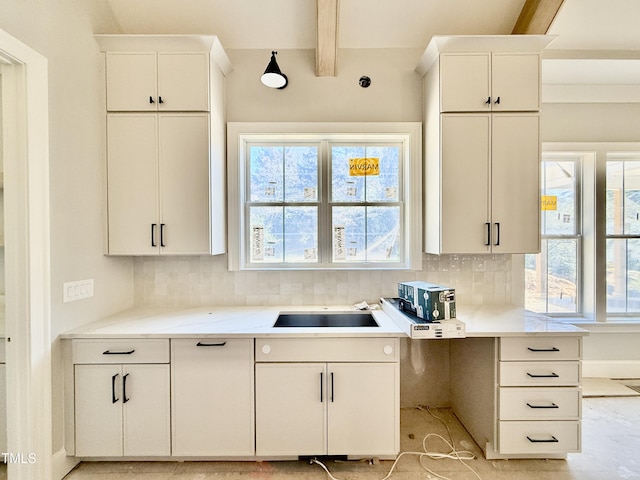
[60,304,406,339]
[454,304,588,337]
[60,303,588,340]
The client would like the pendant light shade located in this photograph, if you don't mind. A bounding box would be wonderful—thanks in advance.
[261,51,288,89]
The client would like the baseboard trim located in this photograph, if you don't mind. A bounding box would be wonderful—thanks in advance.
[582,360,640,378]
[53,448,79,480]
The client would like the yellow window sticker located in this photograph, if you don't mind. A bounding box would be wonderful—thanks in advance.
[348,157,380,176]
[541,195,557,211]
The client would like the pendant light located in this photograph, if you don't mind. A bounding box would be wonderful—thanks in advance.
[261,51,288,89]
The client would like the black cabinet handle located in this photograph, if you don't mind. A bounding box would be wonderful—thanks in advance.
[320,372,324,403]
[196,341,227,347]
[527,372,560,378]
[149,96,155,104]
[111,373,119,404]
[528,347,560,353]
[495,222,501,246]
[485,223,491,246]
[103,349,135,355]
[123,373,130,403]
[485,96,491,105]
[151,223,157,247]
[158,96,164,104]
[495,96,501,105]
[160,223,166,247]
[527,402,559,409]
[330,372,335,403]
[527,435,559,443]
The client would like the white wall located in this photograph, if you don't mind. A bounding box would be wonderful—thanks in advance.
[0,0,134,460]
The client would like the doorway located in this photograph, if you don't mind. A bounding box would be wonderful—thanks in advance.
[0,28,52,480]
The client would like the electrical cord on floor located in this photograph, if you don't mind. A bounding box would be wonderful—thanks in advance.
[310,406,482,480]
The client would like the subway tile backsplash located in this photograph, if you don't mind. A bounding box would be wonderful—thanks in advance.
[133,254,512,307]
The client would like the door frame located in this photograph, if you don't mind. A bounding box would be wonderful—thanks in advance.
[0,28,52,480]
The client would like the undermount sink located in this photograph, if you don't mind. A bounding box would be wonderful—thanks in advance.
[273,312,379,328]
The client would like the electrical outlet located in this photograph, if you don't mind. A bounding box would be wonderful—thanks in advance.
[63,279,94,303]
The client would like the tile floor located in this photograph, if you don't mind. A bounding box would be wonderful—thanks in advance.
[62,394,640,480]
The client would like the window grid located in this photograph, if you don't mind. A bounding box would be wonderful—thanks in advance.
[244,139,406,269]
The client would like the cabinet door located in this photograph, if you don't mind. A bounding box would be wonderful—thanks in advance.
[122,364,171,456]
[439,53,491,112]
[171,339,254,456]
[75,364,123,457]
[157,53,209,111]
[106,53,158,111]
[491,53,540,112]
[491,114,540,254]
[440,114,491,254]
[255,363,327,456]
[158,114,210,254]
[107,114,159,255]
[327,363,399,456]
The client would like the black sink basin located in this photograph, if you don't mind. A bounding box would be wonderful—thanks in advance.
[273,312,379,328]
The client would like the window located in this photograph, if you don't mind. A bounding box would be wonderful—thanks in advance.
[227,123,421,270]
[525,155,581,314]
[528,144,640,322]
[606,154,640,314]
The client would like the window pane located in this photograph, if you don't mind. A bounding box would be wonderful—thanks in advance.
[606,160,640,235]
[331,145,400,203]
[249,146,284,202]
[606,238,640,313]
[332,206,400,262]
[332,206,366,262]
[249,206,283,262]
[362,146,400,202]
[284,207,318,262]
[541,161,576,235]
[366,206,401,262]
[284,146,318,202]
[525,239,578,314]
[331,146,366,202]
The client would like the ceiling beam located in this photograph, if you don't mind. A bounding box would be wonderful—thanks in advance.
[316,0,339,76]
[512,0,565,34]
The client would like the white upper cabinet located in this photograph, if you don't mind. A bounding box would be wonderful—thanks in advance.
[439,52,541,112]
[420,35,553,255]
[105,52,210,112]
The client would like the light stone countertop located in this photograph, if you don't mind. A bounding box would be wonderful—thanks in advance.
[60,304,406,339]
[60,303,588,340]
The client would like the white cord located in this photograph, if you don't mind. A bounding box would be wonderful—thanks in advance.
[310,406,482,480]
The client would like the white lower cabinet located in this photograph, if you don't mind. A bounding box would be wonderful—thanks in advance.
[497,336,582,456]
[255,338,400,457]
[73,339,171,457]
[171,338,254,456]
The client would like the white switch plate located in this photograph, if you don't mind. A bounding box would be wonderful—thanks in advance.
[63,279,94,303]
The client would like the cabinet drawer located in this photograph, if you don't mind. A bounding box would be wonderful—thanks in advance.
[499,387,581,420]
[499,361,580,386]
[500,336,581,361]
[72,339,170,364]
[498,421,580,455]
[255,338,399,362]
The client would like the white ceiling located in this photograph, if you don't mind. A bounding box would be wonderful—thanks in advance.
[104,0,640,52]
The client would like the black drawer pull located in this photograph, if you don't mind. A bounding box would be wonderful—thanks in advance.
[527,372,559,378]
[527,347,560,352]
[196,341,227,347]
[103,349,135,355]
[527,402,559,409]
[527,435,559,443]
